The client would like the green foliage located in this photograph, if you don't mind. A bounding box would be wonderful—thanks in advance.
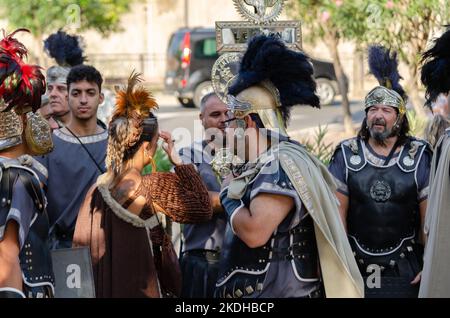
[301,125,334,165]
[287,0,370,44]
[142,146,173,175]
[0,0,141,37]
[361,0,448,68]
[288,0,449,114]
[288,0,449,52]
[288,0,449,82]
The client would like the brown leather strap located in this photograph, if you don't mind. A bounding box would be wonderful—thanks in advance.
[115,174,143,209]
[122,191,140,209]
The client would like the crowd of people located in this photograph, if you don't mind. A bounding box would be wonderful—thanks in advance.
[0,26,449,299]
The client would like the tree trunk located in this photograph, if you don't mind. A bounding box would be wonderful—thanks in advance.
[325,31,354,135]
[405,66,426,116]
[352,45,365,99]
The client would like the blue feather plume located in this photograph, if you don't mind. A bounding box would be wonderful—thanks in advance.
[44,30,85,67]
[368,45,406,100]
[421,26,450,108]
[228,35,320,125]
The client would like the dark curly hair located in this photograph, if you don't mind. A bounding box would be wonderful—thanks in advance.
[67,64,103,92]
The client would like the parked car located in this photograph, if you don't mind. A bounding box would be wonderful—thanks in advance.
[164,27,348,108]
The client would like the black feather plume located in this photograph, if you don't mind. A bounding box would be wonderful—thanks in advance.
[368,45,406,100]
[421,26,450,108]
[44,30,85,67]
[228,35,320,125]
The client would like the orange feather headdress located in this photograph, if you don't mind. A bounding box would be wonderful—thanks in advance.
[112,71,158,121]
[109,71,159,152]
[106,72,160,177]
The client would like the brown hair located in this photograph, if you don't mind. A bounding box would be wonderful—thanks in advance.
[105,112,158,178]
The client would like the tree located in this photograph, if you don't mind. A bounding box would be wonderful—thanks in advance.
[361,0,450,115]
[289,0,449,120]
[0,0,142,63]
[287,0,370,134]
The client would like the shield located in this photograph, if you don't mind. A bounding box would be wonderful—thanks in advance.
[51,247,95,298]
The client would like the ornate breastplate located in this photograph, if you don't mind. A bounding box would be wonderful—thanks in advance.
[341,138,425,254]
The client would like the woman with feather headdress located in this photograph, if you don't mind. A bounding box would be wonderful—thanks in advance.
[328,45,433,298]
[419,26,450,298]
[72,72,212,298]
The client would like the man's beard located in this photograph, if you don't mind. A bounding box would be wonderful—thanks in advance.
[369,118,393,147]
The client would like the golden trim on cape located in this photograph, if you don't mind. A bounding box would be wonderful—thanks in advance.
[279,153,313,213]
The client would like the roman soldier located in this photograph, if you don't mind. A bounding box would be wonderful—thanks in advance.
[214,35,363,298]
[419,26,450,298]
[0,28,55,298]
[328,45,432,298]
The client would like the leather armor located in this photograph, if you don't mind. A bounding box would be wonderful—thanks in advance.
[215,215,319,298]
[0,163,54,298]
[338,137,430,297]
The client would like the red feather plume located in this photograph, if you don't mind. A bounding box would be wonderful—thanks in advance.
[0,28,46,113]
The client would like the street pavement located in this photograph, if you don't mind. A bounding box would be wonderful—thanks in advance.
[152,92,365,148]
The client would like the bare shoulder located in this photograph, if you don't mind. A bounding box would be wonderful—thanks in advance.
[123,168,143,181]
[111,169,143,204]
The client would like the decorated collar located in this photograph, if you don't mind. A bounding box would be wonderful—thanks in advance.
[54,128,108,144]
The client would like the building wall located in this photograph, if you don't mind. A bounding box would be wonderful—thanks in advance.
[1,0,364,94]
[84,0,244,83]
